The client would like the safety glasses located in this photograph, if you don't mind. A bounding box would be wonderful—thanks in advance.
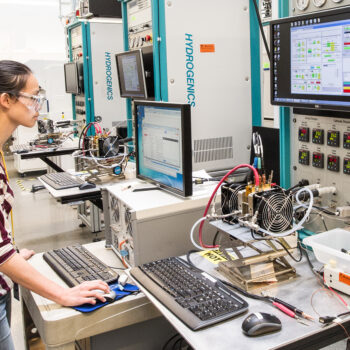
[17,92,47,112]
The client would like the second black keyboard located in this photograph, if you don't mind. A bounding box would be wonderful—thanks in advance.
[40,172,85,190]
[43,244,119,287]
[130,257,248,330]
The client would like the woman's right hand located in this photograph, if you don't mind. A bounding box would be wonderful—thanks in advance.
[58,280,110,307]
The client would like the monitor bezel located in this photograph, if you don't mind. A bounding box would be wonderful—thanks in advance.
[134,100,193,197]
[64,62,80,95]
[270,7,350,113]
[115,50,148,99]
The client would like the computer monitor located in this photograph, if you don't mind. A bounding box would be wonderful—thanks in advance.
[134,101,193,197]
[64,62,80,94]
[271,7,350,112]
[115,50,148,99]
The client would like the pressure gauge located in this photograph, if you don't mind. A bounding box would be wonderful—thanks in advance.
[312,0,326,7]
[296,0,310,10]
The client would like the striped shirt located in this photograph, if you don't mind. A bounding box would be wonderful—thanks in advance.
[0,163,15,296]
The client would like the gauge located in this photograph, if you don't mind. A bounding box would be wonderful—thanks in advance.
[312,0,326,7]
[296,0,310,10]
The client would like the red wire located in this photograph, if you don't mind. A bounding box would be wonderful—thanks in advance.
[82,123,93,155]
[199,164,260,249]
[323,272,348,307]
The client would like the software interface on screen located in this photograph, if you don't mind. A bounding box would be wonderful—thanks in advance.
[65,63,79,93]
[121,54,141,93]
[291,19,350,96]
[136,105,184,191]
[272,11,350,109]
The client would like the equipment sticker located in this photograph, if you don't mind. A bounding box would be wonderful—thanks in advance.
[200,44,215,53]
[199,250,236,264]
[339,272,350,286]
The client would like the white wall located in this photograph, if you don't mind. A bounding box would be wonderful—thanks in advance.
[0,0,73,119]
[0,0,67,62]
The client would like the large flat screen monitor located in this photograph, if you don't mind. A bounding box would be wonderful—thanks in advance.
[271,7,350,112]
[115,50,148,99]
[134,101,192,197]
[64,62,80,94]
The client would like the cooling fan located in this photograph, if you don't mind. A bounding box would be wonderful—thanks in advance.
[221,183,245,224]
[254,188,293,233]
[100,137,120,157]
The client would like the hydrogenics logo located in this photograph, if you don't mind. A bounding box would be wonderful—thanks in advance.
[105,52,113,101]
[185,33,195,107]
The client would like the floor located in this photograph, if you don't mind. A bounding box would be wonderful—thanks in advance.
[5,159,349,350]
[7,159,103,350]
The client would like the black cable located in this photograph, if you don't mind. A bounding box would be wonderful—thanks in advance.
[78,122,92,149]
[212,230,220,246]
[172,337,183,350]
[186,250,201,271]
[251,0,271,59]
[162,333,180,350]
[312,205,336,216]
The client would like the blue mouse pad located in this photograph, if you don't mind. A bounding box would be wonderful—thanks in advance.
[73,283,140,313]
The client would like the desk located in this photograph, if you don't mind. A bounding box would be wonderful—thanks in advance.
[21,241,164,350]
[18,147,78,173]
[129,252,350,350]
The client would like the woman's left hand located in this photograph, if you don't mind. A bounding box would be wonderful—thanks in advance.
[19,248,35,260]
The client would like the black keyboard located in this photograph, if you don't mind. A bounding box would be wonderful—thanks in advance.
[130,257,248,330]
[40,172,85,190]
[43,244,119,287]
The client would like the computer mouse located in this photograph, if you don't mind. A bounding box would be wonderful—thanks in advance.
[79,182,96,190]
[102,290,117,302]
[242,312,282,336]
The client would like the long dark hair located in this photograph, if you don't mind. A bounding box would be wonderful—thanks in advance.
[0,60,32,97]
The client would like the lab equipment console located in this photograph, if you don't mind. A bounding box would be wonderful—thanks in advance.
[291,113,350,231]
[43,244,119,287]
[130,256,248,330]
[102,179,218,267]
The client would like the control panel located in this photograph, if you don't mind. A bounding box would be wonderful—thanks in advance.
[127,0,153,51]
[292,0,350,15]
[292,115,350,207]
[291,114,350,232]
[70,25,86,126]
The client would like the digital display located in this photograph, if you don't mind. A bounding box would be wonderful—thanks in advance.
[312,128,324,144]
[327,154,340,171]
[344,132,350,149]
[299,149,310,165]
[298,127,310,142]
[327,130,340,147]
[312,152,324,168]
[271,8,350,112]
[344,157,350,174]
[134,101,192,197]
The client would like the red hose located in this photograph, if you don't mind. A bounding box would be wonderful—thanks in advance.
[199,164,260,248]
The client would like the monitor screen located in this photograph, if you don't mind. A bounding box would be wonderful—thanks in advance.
[115,50,147,99]
[64,62,80,94]
[271,8,350,112]
[134,101,192,197]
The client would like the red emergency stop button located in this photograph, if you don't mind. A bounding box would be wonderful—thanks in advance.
[145,35,152,42]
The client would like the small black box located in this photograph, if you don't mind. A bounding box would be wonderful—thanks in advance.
[81,0,122,18]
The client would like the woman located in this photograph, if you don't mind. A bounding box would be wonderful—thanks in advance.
[0,60,110,348]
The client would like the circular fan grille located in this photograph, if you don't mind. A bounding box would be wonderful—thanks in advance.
[103,137,119,157]
[222,184,245,214]
[258,192,293,233]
